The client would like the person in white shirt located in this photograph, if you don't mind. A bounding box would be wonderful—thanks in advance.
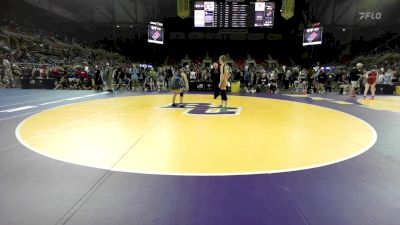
[383,69,394,85]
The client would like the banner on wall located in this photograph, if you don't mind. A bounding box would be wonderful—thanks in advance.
[177,0,190,19]
[281,0,295,20]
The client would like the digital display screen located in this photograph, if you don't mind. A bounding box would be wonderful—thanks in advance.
[194,1,275,28]
[148,24,164,44]
[303,27,323,46]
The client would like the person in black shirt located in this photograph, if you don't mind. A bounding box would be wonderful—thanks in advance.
[325,72,334,93]
[349,63,363,97]
[94,66,103,91]
[211,63,220,99]
[257,73,269,92]
[166,67,173,89]
[317,70,328,93]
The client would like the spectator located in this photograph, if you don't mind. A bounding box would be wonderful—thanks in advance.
[268,79,278,94]
[2,57,13,88]
[257,72,268,93]
[283,69,291,89]
[143,74,153,91]
[94,66,103,91]
[104,63,114,92]
[129,65,140,91]
[317,70,328,93]
[383,69,394,85]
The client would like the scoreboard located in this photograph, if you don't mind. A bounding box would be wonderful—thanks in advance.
[194,1,275,28]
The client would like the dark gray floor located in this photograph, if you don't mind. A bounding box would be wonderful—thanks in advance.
[0,89,399,225]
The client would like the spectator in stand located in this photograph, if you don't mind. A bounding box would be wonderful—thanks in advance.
[392,71,399,83]
[383,69,394,85]
[55,75,68,89]
[129,65,140,91]
[306,69,314,94]
[165,66,174,89]
[268,69,277,82]
[1,57,12,88]
[143,74,153,92]
[104,63,114,92]
[39,65,48,78]
[293,69,305,93]
[268,78,278,94]
[257,72,268,93]
[82,77,93,90]
[325,71,334,93]
[283,69,291,89]
[94,66,103,91]
[11,63,21,88]
[116,68,129,90]
[189,69,196,80]
[149,67,157,82]
[66,67,76,87]
[114,67,122,89]
[377,68,385,84]
[31,66,39,79]
[278,65,286,88]
[204,68,211,81]
[291,67,300,89]
[243,67,251,92]
[121,68,131,90]
[71,75,81,90]
[156,72,166,92]
[317,69,328,93]
[78,67,89,81]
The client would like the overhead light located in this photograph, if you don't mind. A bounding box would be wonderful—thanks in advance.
[117,25,120,28]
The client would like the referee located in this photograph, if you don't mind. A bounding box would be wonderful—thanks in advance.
[211,63,220,99]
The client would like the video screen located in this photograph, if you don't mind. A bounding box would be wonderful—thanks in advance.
[303,27,323,46]
[148,24,164,45]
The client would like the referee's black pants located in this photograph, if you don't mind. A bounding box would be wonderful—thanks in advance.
[213,83,220,99]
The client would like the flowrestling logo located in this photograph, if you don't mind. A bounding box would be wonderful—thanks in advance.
[307,32,318,42]
[194,2,204,9]
[162,103,241,115]
[359,12,382,20]
[152,31,161,40]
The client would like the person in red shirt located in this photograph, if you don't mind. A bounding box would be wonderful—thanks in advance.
[78,68,89,80]
[363,68,378,100]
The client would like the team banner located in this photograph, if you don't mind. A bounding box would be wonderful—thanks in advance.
[281,0,295,20]
[177,0,190,19]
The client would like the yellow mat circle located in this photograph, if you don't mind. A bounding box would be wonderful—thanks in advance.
[359,96,400,113]
[17,95,376,175]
